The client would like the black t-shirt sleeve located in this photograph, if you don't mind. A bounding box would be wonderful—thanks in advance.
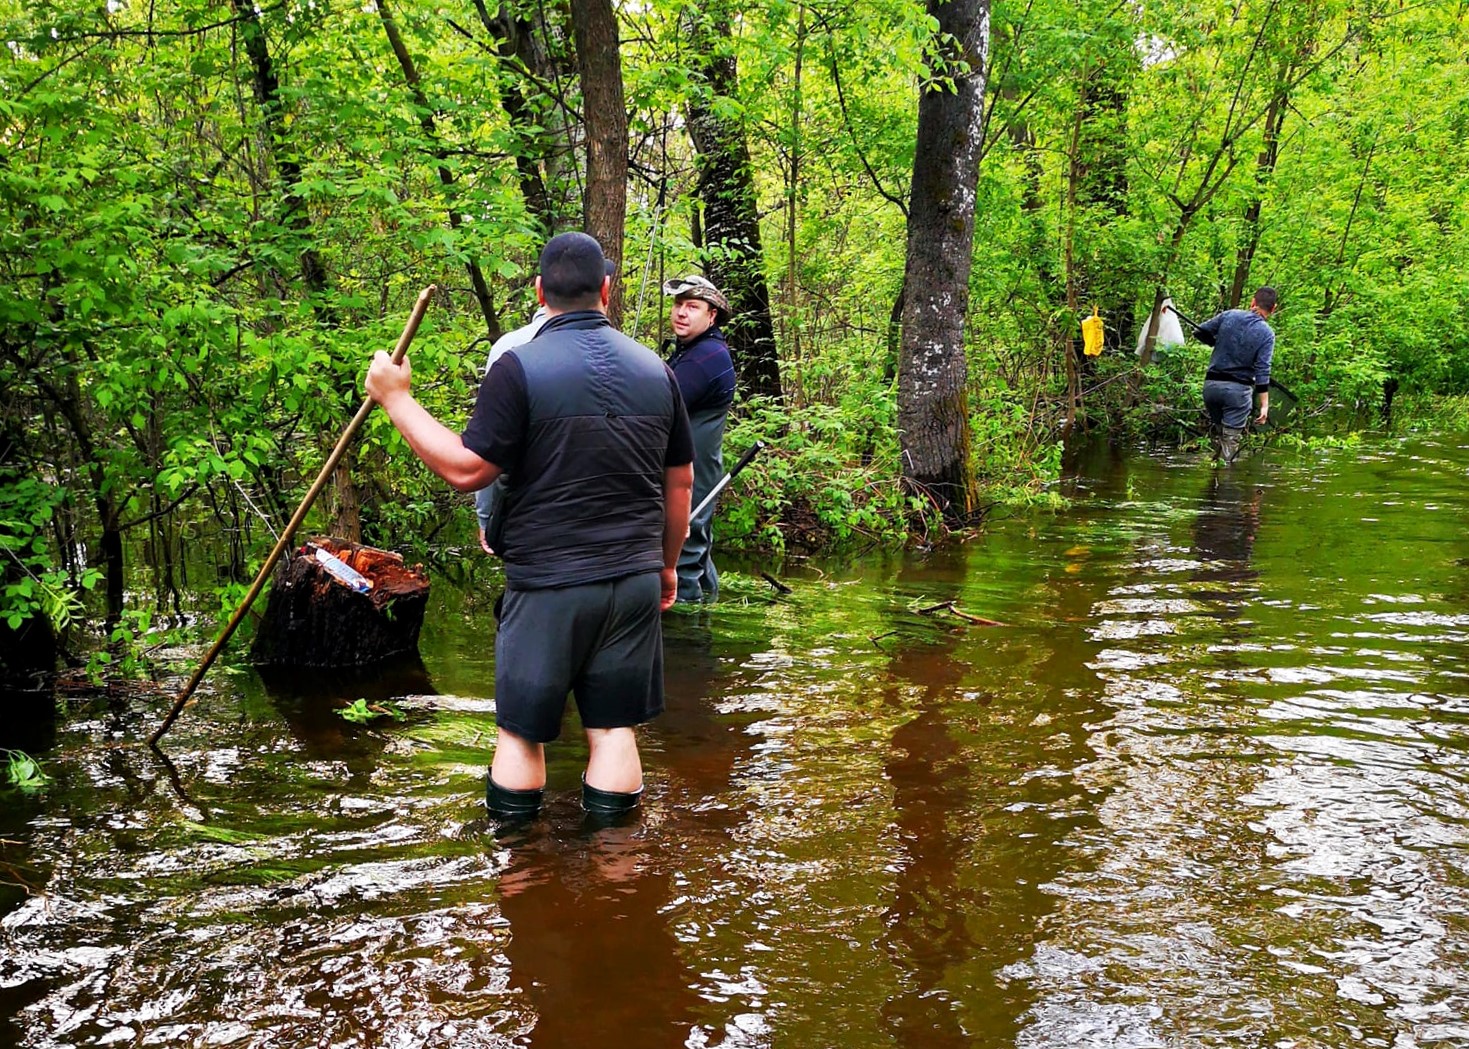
[664,365,695,468]
[461,352,528,473]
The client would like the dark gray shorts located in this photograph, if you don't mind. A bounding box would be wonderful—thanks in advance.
[493,572,664,743]
[1203,379,1252,429]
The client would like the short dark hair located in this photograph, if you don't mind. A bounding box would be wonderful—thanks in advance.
[539,232,607,310]
[1254,286,1278,313]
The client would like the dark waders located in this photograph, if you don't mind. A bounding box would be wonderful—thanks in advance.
[678,406,727,602]
[1168,300,1295,464]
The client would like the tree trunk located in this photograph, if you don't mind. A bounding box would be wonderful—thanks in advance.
[329,450,363,544]
[897,0,989,520]
[1231,29,1314,308]
[1061,97,1085,436]
[883,280,906,386]
[684,8,782,400]
[474,0,577,236]
[570,0,627,326]
[784,5,806,403]
[1229,100,1281,308]
[377,0,500,338]
[234,0,334,324]
[57,365,125,624]
[251,538,431,667]
[1073,59,1135,356]
[235,0,364,540]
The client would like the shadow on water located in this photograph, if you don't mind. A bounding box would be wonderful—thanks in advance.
[489,817,703,1048]
[878,558,982,1046]
[253,654,437,775]
[871,509,1120,1046]
[439,609,774,1048]
[1189,468,1264,617]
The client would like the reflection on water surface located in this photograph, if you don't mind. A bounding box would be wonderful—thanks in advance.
[3,436,1468,1047]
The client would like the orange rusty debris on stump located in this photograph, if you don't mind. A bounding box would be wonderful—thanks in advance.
[249,537,431,668]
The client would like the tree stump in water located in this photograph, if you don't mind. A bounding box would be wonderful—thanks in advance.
[250,537,431,668]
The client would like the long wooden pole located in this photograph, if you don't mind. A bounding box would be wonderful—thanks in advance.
[149,285,436,746]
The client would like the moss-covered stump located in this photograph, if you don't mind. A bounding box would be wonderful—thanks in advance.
[250,537,430,668]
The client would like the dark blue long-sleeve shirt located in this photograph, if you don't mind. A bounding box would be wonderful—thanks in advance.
[668,328,736,415]
[1198,309,1275,393]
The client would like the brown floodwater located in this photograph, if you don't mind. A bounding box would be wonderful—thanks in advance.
[3,435,1468,1047]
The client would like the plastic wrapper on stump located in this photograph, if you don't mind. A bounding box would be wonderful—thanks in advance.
[250,538,430,668]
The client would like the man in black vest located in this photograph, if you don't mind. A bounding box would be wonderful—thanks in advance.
[365,233,695,820]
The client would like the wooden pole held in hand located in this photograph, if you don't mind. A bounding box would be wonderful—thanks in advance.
[149,285,436,746]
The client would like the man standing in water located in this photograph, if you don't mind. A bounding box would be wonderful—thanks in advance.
[366,233,695,820]
[662,275,736,603]
[473,261,614,553]
[473,304,547,555]
[1187,286,1278,464]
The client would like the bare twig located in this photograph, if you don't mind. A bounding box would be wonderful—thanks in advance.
[915,600,1006,626]
[760,571,793,595]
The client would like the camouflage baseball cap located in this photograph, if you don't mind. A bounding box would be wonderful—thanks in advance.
[662,274,731,322]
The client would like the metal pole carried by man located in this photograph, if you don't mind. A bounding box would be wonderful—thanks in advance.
[365,232,695,821]
[1167,286,1279,464]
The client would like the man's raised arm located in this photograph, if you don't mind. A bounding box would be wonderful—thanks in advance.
[365,351,501,493]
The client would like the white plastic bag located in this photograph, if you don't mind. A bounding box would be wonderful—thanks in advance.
[1135,297,1187,356]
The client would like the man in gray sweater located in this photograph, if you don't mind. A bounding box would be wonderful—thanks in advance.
[1192,287,1278,464]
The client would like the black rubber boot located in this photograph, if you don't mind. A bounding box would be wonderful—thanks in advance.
[486,777,543,820]
[581,777,643,818]
[1220,426,1244,464]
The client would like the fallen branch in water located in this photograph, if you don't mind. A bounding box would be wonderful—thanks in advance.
[915,600,1006,627]
[760,571,793,594]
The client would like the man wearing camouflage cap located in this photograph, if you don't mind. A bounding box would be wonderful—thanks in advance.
[663,274,736,603]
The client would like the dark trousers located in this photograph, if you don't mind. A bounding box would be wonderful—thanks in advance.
[1203,379,1252,431]
[677,406,726,602]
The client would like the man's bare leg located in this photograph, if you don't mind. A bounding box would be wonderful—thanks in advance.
[584,726,642,795]
[491,727,546,790]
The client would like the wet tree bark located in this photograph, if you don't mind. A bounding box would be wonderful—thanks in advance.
[684,8,782,400]
[897,0,989,519]
[570,0,627,326]
[251,539,431,667]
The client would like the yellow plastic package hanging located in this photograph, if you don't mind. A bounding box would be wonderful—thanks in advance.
[1081,306,1105,357]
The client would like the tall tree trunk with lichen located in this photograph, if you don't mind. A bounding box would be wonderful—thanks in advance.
[683,6,782,400]
[897,0,989,519]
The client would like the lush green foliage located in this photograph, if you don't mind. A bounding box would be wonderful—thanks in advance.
[2,0,1465,667]
[2,749,49,792]
[337,698,405,724]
